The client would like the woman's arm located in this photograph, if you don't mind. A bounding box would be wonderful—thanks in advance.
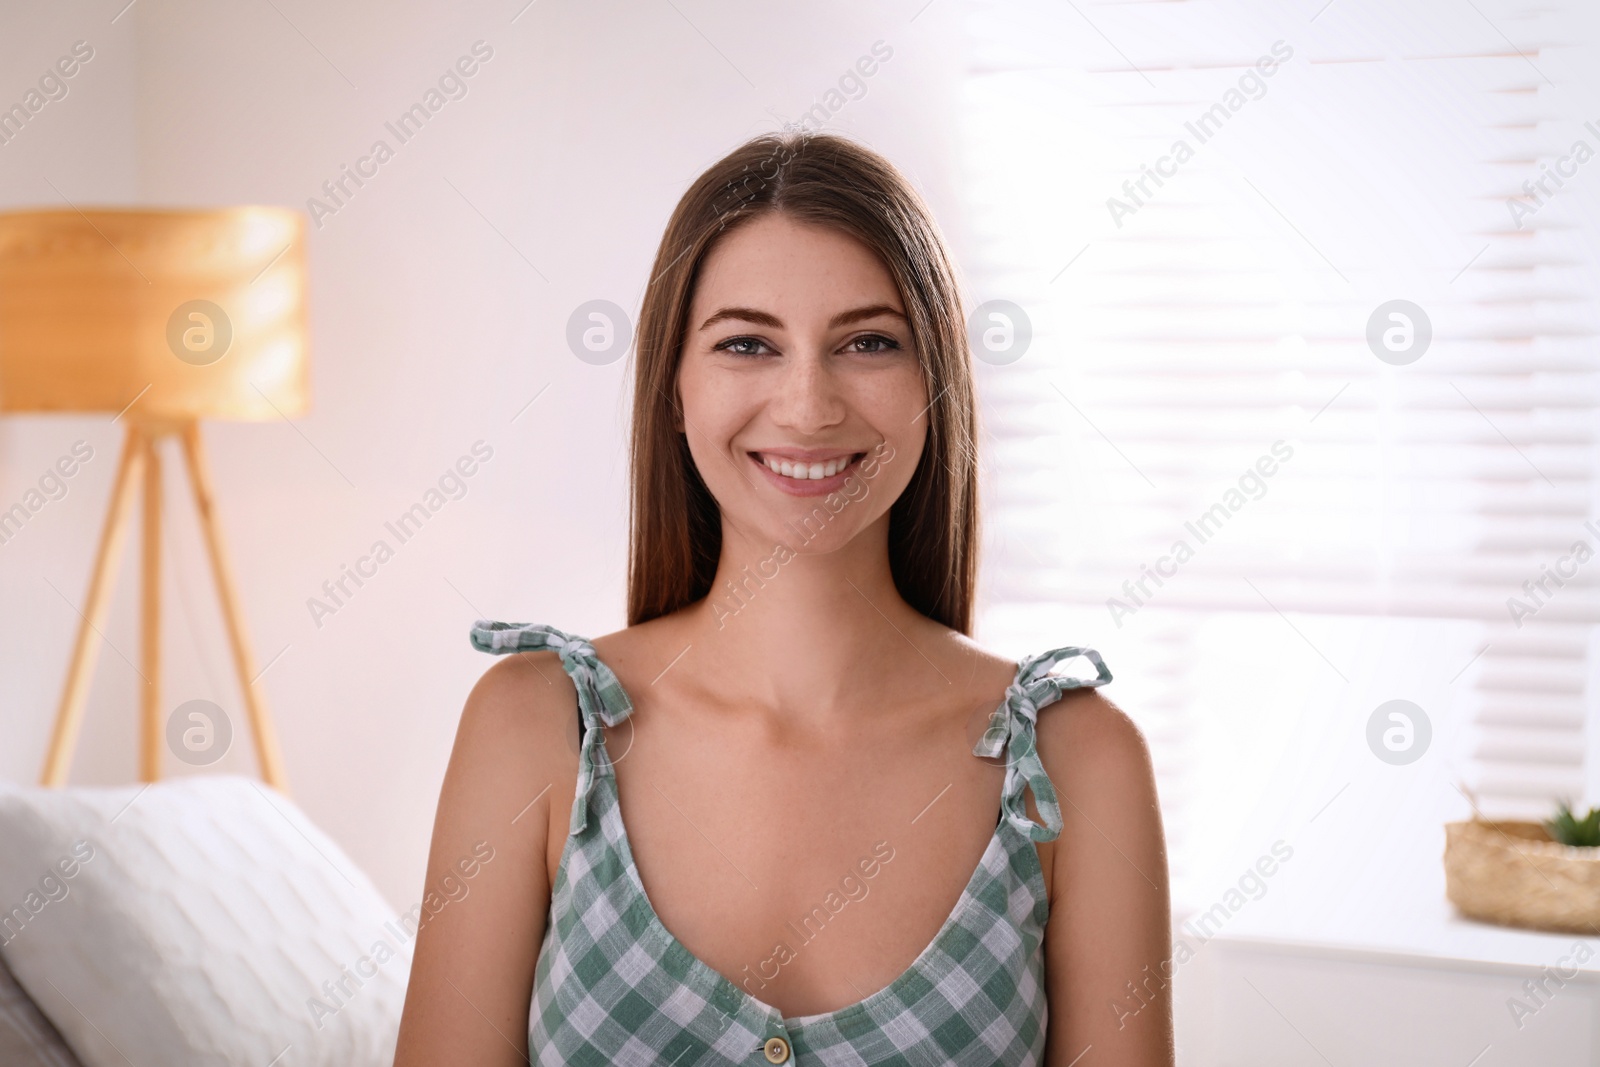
[393,651,578,1065]
[1037,688,1175,1067]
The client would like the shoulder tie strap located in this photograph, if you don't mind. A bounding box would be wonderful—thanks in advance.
[469,620,634,836]
[972,646,1112,842]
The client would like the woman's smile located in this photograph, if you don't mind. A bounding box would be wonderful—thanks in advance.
[747,448,869,496]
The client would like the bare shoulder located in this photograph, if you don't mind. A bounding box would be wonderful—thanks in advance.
[456,650,581,786]
[1031,677,1165,879]
[1034,684,1154,787]
[438,649,584,867]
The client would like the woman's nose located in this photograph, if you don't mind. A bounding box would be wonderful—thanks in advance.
[770,352,846,434]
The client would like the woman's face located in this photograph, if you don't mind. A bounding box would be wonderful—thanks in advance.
[676,211,928,557]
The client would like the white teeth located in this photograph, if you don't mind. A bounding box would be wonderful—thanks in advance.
[759,454,853,480]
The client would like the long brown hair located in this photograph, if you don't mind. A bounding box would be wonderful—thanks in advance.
[627,131,978,633]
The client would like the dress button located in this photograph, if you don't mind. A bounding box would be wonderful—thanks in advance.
[762,1035,791,1063]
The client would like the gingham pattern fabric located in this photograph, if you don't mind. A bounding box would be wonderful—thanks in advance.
[972,646,1112,844]
[470,620,1113,1066]
[471,621,634,835]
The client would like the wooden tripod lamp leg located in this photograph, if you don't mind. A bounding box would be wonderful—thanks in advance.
[178,423,289,792]
[140,435,163,784]
[40,425,146,787]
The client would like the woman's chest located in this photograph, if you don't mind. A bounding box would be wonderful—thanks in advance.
[550,721,1049,1018]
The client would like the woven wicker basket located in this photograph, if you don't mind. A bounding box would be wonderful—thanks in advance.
[1444,819,1600,935]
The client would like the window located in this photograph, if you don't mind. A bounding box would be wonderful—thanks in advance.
[959,0,1599,914]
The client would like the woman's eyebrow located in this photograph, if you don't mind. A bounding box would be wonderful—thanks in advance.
[698,304,907,332]
[831,304,907,328]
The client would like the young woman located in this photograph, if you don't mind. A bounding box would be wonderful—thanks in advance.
[395,132,1173,1066]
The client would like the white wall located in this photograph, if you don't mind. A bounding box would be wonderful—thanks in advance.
[0,10,145,797]
[0,0,969,908]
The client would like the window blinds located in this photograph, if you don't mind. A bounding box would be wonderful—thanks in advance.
[957,0,1599,905]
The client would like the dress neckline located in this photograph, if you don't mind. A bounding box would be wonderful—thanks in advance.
[568,645,1045,1029]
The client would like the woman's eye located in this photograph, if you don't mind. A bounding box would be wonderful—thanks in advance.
[715,336,771,357]
[713,334,901,357]
[849,333,901,355]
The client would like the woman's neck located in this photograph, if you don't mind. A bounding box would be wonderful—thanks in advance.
[677,514,944,720]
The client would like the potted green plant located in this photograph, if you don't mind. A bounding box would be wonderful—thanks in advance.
[1546,800,1600,848]
[1444,796,1600,935]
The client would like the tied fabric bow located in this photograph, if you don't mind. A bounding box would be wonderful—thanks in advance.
[972,646,1113,842]
[469,620,635,835]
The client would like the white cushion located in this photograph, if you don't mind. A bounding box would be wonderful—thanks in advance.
[0,951,81,1067]
[0,775,411,1067]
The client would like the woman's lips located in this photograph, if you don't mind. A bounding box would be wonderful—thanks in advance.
[747,451,867,497]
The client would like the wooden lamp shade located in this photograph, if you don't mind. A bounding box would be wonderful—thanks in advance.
[0,206,308,790]
[0,206,307,423]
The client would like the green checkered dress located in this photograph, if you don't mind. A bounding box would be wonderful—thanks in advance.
[470,620,1112,1066]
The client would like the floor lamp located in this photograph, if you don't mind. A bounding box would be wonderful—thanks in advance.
[0,207,309,791]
